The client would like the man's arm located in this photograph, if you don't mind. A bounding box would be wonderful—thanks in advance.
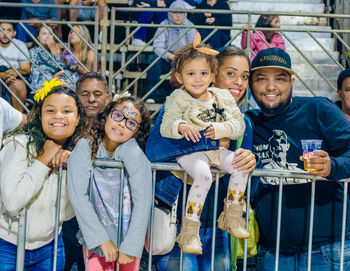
[316,98,350,180]
[4,63,31,79]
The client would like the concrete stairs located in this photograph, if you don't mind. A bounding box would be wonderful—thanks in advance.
[229,0,340,100]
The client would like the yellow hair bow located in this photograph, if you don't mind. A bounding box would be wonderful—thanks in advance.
[33,78,63,103]
[193,32,219,56]
[112,91,131,102]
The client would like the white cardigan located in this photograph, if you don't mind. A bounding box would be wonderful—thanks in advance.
[0,134,74,249]
[160,87,245,140]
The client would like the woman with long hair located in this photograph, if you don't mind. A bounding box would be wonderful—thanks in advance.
[66,24,95,75]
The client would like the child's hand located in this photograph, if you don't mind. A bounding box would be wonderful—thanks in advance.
[50,150,71,168]
[118,252,135,265]
[37,140,62,166]
[233,148,256,173]
[178,123,201,143]
[101,240,118,263]
[204,125,215,139]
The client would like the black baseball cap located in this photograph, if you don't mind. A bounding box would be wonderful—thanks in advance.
[337,68,350,90]
[251,47,295,75]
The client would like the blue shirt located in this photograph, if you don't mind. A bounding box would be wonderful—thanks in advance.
[21,0,59,21]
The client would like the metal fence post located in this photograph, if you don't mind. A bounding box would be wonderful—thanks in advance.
[53,167,63,271]
[16,208,27,271]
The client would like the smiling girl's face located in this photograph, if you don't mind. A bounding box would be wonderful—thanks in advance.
[103,101,142,151]
[41,93,80,145]
[215,56,250,102]
[175,57,215,102]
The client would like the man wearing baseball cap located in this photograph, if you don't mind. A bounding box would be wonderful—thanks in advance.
[246,47,350,270]
[337,68,350,121]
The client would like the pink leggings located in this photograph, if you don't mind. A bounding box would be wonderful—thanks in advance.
[82,247,140,271]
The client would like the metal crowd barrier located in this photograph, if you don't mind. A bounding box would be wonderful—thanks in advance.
[14,162,350,271]
[1,4,350,116]
[0,2,100,112]
[108,7,350,113]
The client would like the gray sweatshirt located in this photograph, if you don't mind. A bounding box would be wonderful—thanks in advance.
[153,0,197,61]
[67,138,152,258]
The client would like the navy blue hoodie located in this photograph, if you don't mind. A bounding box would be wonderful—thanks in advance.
[247,96,350,254]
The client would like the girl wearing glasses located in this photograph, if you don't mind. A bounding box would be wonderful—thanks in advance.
[67,93,152,271]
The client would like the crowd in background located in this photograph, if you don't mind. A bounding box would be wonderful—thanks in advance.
[0,1,350,271]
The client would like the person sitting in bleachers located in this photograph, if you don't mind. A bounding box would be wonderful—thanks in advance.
[131,0,197,46]
[28,25,79,96]
[241,14,285,61]
[15,0,59,43]
[191,0,232,50]
[66,24,95,75]
[131,0,168,46]
[0,22,31,112]
[144,0,197,103]
[68,0,107,23]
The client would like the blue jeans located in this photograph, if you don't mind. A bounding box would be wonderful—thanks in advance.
[156,227,231,271]
[145,104,219,163]
[134,11,167,41]
[257,240,350,271]
[145,55,172,103]
[0,234,65,271]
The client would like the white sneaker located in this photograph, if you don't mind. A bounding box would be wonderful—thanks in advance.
[145,98,155,104]
[132,38,147,46]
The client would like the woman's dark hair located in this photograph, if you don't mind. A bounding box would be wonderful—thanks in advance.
[216,46,251,106]
[217,46,250,70]
[11,86,87,162]
[83,96,151,160]
[255,14,279,42]
[172,43,218,74]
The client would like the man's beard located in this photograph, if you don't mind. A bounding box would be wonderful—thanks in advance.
[0,39,11,46]
[253,88,293,116]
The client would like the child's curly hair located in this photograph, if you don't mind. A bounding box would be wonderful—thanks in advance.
[82,96,151,160]
[172,43,218,75]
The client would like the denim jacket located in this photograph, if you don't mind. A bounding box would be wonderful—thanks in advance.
[145,105,254,212]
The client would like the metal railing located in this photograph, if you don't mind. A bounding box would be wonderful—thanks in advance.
[0,2,100,112]
[106,7,350,114]
[1,5,350,115]
[12,161,350,271]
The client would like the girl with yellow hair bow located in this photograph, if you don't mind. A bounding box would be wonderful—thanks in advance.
[0,83,86,270]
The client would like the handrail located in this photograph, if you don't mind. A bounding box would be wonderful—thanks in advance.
[13,159,349,270]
